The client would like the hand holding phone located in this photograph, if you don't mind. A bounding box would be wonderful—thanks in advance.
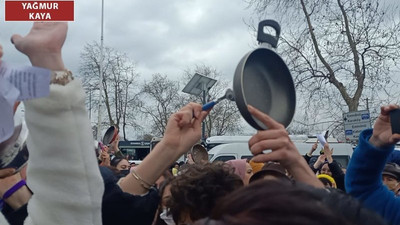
[390,109,400,134]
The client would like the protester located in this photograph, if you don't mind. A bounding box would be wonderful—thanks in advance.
[194,179,386,225]
[226,159,253,185]
[191,105,386,225]
[9,22,104,224]
[152,177,174,225]
[248,160,264,174]
[303,141,319,165]
[249,161,290,183]
[313,143,346,191]
[167,162,243,224]
[171,163,179,176]
[346,104,400,225]
[381,163,400,196]
[108,156,131,181]
[317,174,337,189]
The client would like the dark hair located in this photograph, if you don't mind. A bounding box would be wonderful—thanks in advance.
[153,177,175,225]
[110,156,125,167]
[167,162,243,224]
[319,177,333,187]
[194,180,386,225]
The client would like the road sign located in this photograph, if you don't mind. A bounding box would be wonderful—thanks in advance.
[343,110,371,141]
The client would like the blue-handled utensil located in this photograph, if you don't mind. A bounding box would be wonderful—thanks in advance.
[202,89,235,111]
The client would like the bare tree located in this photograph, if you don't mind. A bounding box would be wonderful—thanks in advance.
[140,74,185,136]
[79,42,142,140]
[182,64,243,137]
[246,0,400,139]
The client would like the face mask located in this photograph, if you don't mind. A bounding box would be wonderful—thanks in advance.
[160,208,175,225]
[118,169,130,178]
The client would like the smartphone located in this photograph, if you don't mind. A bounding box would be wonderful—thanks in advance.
[390,109,400,134]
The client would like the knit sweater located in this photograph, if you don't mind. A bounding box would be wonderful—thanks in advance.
[345,129,400,225]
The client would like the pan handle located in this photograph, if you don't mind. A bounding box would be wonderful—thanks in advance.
[257,20,281,48]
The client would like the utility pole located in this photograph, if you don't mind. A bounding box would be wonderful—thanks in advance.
[97,0,105,141]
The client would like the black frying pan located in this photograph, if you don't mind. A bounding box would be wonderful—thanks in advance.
[233,20,296,130]
[102,125,119,146]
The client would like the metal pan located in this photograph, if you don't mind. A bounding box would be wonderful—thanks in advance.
[102,125,119,146]
[233,20,296,130]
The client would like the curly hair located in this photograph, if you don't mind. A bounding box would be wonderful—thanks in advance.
[193,180,386,225]
[167,162,243,224]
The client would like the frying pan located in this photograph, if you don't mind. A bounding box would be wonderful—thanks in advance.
[102,125,119,146]
[233,20,296,130]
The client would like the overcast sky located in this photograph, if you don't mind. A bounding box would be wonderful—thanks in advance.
[0,0,257,82]
[1,0,399,138]
[0,0,261,137]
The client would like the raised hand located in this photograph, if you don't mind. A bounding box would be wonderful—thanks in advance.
[11,22,67,70]
[248,105,302,168]
[161,102,209,155]
[247,105,323,188]
[323,143,334,163]
[369,105,400,148]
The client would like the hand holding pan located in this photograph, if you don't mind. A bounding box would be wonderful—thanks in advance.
[233,20,295,130]
[202,20,296,130]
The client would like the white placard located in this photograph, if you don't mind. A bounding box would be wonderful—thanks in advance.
[0,62,50,100]
[0,62,51,143]
[316,133,327,149]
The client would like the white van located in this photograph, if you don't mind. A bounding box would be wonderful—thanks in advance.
[208,142,353,168]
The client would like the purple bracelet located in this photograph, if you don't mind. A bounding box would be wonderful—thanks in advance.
[2,180,26,200]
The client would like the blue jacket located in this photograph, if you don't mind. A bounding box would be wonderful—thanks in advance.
[346,129,400,225]
[388,150,400,165]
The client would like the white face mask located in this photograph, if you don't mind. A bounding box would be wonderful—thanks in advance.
[160,208,176,225]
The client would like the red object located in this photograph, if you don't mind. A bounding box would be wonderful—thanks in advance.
[5,1,74,21]
[110,127,119,144]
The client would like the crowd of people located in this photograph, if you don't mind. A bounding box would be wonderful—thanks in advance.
[1,22,400,225]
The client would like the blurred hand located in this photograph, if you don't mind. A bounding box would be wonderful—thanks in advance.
[317,154,326,163]
[323,143,333,163]
[161,103,208,155]
[369,105,400,148]
[99,151,110,167]
[311,141,318,152]
[247,105,302,168]
[11,22,67,70]
[110,135,120,152]
[0,168,16,179]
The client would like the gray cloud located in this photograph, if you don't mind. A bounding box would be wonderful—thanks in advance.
[0,0,259,82]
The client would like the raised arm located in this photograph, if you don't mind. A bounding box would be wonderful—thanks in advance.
[119,103,209,195]
[346,104,400,224]
[12,22,104,225]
